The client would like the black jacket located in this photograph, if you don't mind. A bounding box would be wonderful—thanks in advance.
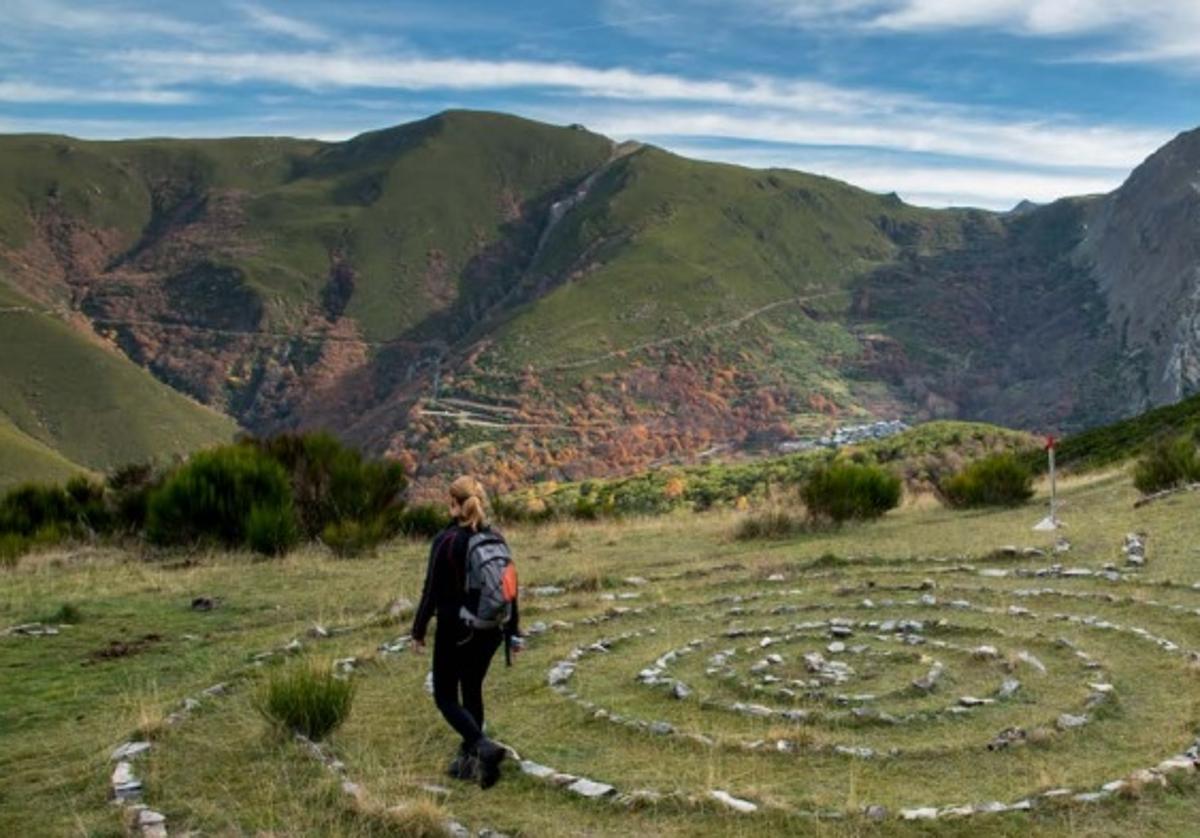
[411,524,520,642]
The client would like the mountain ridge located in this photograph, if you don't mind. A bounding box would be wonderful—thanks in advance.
[1,109,1197,492]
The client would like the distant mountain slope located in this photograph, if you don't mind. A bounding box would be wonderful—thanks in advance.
[0,282,237,484]
[0,415,90,490]
[1078,126,1200,407]
[0,110,1196,493]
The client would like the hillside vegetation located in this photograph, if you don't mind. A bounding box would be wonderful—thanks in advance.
[0,282,237,487]
[1,112,1198,493]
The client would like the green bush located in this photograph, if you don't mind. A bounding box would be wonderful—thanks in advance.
[940,453,1035,508]
[733,509,806,540]
[106,462,160,533]
[1132,435,1200,494]
[801,462,902,523]
[0,478,112,541]
[395,503,451,538]
[256,660,356,740]
[246,503,301,557]
[320,517,389,558]
[0,483,75,536]
[0,534,24,568]
[247,432,406,539]
[145,446,295,550]
[43,602,83,624]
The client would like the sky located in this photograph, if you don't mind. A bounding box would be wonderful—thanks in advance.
[1,0,1197,209]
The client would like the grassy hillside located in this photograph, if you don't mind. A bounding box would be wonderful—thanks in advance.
[0,110,1192,493]
[3,469,1199,835]
[0,282,238,484]
[1051,390,1200,471]
[487,147,957,373]
[0,415,91,489]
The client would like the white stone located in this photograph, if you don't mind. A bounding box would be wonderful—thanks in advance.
[1156,757,1196,775]
[709,790,757,813]
[958,696,993,707]
[1057,713,1089,730]
[900,807,938,820]
[138,809,166,827]
[548,662,575,686]
[1042,788,1074,797]
[1017,651,1046,673]
[110,741,151,761]
[520,760,556,779]
[112,762,136,786]
[568,778,616,798]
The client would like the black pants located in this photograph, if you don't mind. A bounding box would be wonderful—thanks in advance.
[432,626,502,750]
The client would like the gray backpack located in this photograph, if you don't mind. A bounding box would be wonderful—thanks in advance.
[458,530,518,630]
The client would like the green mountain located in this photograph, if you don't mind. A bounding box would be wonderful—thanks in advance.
[0,110,1196,492]
[0,282,237,488]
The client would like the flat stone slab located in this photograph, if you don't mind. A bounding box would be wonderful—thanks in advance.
[709,789,757,813]
[1057,713,1089,730]
[520,760,556,779]
[568,778,616,799]
[111,741,151,761]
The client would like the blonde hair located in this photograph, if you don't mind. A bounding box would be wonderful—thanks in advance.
[449,475,488,531]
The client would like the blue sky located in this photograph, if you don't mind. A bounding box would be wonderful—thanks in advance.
[1,0,1197,208]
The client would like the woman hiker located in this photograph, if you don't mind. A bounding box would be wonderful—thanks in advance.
[411,476,521,788]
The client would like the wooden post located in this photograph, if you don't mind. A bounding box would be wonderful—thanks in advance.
[1048,443,1057,526]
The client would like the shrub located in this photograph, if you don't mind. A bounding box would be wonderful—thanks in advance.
[247,432,406,539]
[106,462,160,533]
[246,503,301,557]
[395,503,451,538]
[1132,434,1200,494]
[733,509,806,540]
[0,478,112,541]
[321,518,388,558]
[0,483,74,536]
[801,462,902,523]
[43,602,83,624]
[145,446,295,550]
[256,660,355,740]
[0,534,24,568]
[940,453,1035,508]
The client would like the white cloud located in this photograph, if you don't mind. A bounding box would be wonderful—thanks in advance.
[0,80,194,105]
[235,2,329,42]
[862,0,1190,36]
[3,0,203,37]
[110,49,1168,172]
[660,141,1123,208]
[760,0,1200,68]
[583,107,1163,171]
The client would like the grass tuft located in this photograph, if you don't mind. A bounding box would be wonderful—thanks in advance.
[256,660,356,741]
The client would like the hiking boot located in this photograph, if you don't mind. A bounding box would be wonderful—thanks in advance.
[446,744,477,781]
[474,738,507,790]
